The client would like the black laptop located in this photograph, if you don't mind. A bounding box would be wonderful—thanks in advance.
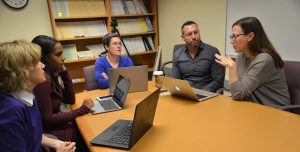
[90,88,160,150]
[91,75,131,114]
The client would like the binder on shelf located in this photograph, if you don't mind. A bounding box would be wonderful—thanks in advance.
[146,36,155,51]
[85,44,105,57]
[133,0,149,14]
[142,37,152,51]
[77,50,95,59]
[53,0,106,17]
[56,20,108,39]
[123,36,154,53]
[144,17,154,31]
[116,17,152,34]
[110,0,126,15]
[125,0,138,14]
[62,44,78,61]
[120,0,129,14]
[110,0,149,15]
[53,0,69,17]
[142,38,149,51]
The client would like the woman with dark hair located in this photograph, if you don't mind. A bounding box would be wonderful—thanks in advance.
[215,17,290,108]
[95,33,133,89]
[31,35,94,146]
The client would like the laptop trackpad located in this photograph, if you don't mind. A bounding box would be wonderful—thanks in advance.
[91,101,105,114]
[195,94,207,99]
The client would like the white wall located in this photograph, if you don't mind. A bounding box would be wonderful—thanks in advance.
[158,0,227,63]
[226,0,300,61]
[0,1,52,42]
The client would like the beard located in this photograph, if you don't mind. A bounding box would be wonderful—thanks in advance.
[188,40,200,48]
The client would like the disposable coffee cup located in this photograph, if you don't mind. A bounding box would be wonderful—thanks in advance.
[153,71,164,87]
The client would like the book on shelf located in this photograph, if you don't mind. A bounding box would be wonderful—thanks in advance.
[53,0,106,17]
[53,0,69,17]
[144,17,154,31]
[56,20,108,39]
[77,50,95,59]
[124,0,138,14]
[142,36,152,51]
[146,36,155,50]
[85,44,105,57]
[116,17,153,34]
[62,44,78,61]
[110,0,149,15]
[133,0,149,14]
[122,36,154,53]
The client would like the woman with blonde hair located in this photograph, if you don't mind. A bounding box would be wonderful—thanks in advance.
[0,40,75,152]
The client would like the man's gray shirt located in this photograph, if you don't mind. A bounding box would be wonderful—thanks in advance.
[172,42,225,92]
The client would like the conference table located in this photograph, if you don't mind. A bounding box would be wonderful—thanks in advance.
[73,82,300,152]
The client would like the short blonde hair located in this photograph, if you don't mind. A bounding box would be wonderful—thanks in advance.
[0,40,41,93]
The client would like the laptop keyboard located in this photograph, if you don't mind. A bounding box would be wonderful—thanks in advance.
[105,122,133,145]
[195,94,207,99]
[99,98,119,111]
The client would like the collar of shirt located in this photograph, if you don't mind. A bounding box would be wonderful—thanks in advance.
[184,41,205,58]
[11,90,35,106]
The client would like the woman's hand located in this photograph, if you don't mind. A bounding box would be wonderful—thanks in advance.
[215,54,236,68]
[55,65,67,76]
[56,141,76,152]
[82,98,94,109]
[101,72,108,79]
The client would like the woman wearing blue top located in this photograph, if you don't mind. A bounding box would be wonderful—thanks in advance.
[95,33,133,88]
[0,41,75,152]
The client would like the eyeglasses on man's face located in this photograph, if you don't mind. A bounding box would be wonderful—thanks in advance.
[230,33,245,41]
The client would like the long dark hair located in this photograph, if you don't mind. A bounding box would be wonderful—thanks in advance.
[32,35,58,74]
[233,17,284,68]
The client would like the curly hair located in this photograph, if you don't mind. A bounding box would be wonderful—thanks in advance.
[0,40,41,93]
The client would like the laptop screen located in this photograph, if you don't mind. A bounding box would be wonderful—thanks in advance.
[129,88,160,147]
[113,75,130,107]
[108,65,148,93]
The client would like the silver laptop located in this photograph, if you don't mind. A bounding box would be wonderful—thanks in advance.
[159,76,218,102]
[91,75,131,114]
[108,65,148,93]
[90,88,160,150]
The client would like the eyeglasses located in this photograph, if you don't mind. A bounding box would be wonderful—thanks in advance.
[110,42,123,46]
[230,33,245,41]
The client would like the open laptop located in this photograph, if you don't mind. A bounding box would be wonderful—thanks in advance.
[159,76,219,102]
[90,88,160,150]
[91,75,131,114]
[108,65,148,93]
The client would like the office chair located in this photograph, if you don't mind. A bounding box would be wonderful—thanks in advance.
[160,44,185,77]
[279,61,300,114]
[83,65,98,91]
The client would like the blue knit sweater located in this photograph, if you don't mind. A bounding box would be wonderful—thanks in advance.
[0,93,43,152]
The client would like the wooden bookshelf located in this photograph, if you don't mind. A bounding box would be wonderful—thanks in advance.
[47,0,158,93]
